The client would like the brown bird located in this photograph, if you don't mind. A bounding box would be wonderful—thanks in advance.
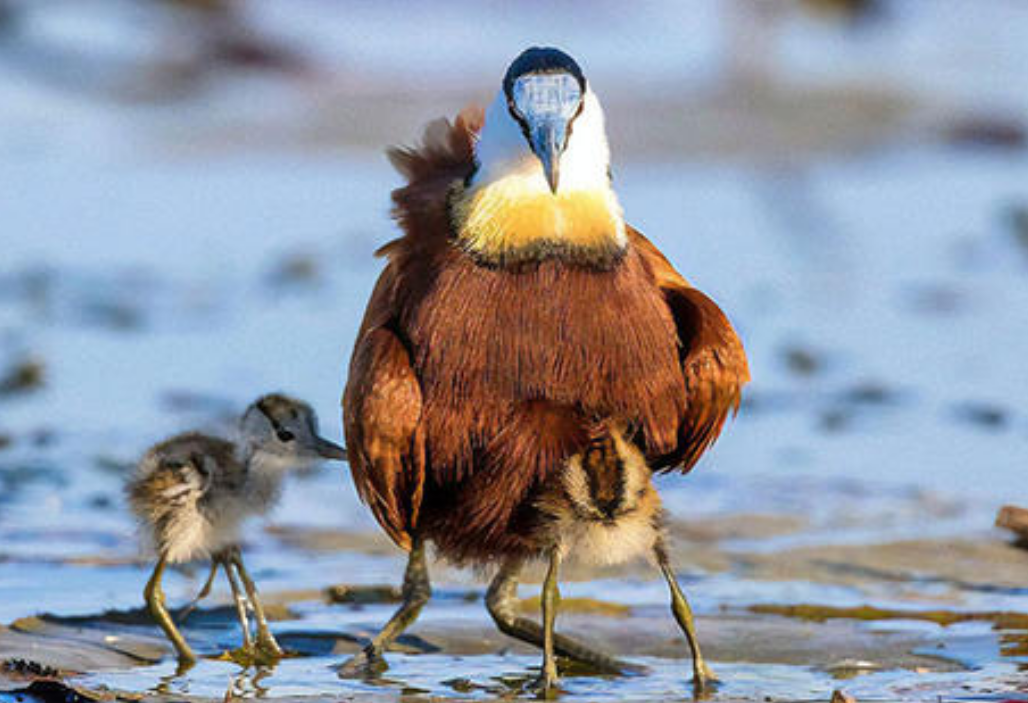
[341,47,748,694]
[127,394,346,667]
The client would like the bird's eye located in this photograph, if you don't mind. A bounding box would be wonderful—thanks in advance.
[276,429,295,442]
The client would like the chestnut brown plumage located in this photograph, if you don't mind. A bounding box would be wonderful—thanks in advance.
[346,109,746,556]
[341,49,748,693]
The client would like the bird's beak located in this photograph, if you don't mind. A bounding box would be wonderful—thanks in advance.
[513,73,581,194]
[312,436,347,461]
[529,118,566,194]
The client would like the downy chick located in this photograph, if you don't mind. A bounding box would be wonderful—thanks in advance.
[126,393,346,666]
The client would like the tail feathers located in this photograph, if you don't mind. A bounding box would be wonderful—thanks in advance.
[127,453,213,561]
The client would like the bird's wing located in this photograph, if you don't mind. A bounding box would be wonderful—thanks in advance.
[343,263,425,551]
[629,227,750,473]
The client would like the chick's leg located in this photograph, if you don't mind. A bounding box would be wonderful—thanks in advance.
[654,541,718,694]
[537,548,561,695]
[220,552,254,656]
[229,547,283,662]
[144,554,197,666]
[177,560,218,624]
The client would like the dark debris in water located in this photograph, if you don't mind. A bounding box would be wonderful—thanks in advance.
[0,660,61,680]
[79,300,145,332]
[750,603,1028,629]
[780,344,825,377]
[324,584,402,605]
[1001,632,1028,658]
[839,381,902,407]
[516,596,631,618]
[1006,203,1028,261]
[37,603,294,629]
[952,402,1011,431]
[0,460,66,499]
[818,407,852,433]
[263,250,325,291]
[944,114,1027,150]
[0,681,95,703]
[90,456,133,477]
[902,281,967,316]
[0,359,44,399]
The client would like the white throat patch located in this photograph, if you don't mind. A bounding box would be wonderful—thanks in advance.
[471,87,620,200]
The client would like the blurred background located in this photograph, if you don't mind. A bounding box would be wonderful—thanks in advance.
[0,1,1026,701]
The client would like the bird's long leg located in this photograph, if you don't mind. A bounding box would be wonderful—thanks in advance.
[228,547,284,662]
[337,536,431,678]
[177,561,219,624]
[485,558,644,675]
[144,554,197,666]
[220,552,255,655]
[654,541,718,694]
[538,548,561,696]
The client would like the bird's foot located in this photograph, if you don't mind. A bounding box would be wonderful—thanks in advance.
[252,637,285,667]
[221,645,257,667]
[172,656,197,678]
[691,662,720,700]
[221,643,282,669]
[336,647,387,679]
[255,632,285,662]
[532,666,561,699]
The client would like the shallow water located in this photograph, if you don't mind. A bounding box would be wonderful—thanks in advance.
[1,1,1028,701]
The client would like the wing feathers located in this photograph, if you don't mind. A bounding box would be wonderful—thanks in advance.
[630,227,750,473]
[343,323,424,550]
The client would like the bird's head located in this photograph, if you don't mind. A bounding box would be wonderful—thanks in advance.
[473,46,611,196]
[560,428,658,525]
[499,47,586,194]
[240,394,346,469]
[453,47,625,266]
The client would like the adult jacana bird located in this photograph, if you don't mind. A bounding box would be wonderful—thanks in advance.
[342,47,748,694]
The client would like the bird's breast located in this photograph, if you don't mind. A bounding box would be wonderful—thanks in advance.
[401,245,687,469]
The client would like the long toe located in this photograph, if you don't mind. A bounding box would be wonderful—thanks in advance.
[336,649,387,679]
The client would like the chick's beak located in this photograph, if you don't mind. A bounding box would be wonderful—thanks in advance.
[313,436,347,461]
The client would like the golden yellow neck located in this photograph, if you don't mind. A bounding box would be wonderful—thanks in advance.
[450,177,626,265]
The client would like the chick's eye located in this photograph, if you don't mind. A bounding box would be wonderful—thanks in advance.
[276,429,295,442]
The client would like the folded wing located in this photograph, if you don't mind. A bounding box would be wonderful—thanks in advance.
[343,263,425,550]
[630,227,750,473]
